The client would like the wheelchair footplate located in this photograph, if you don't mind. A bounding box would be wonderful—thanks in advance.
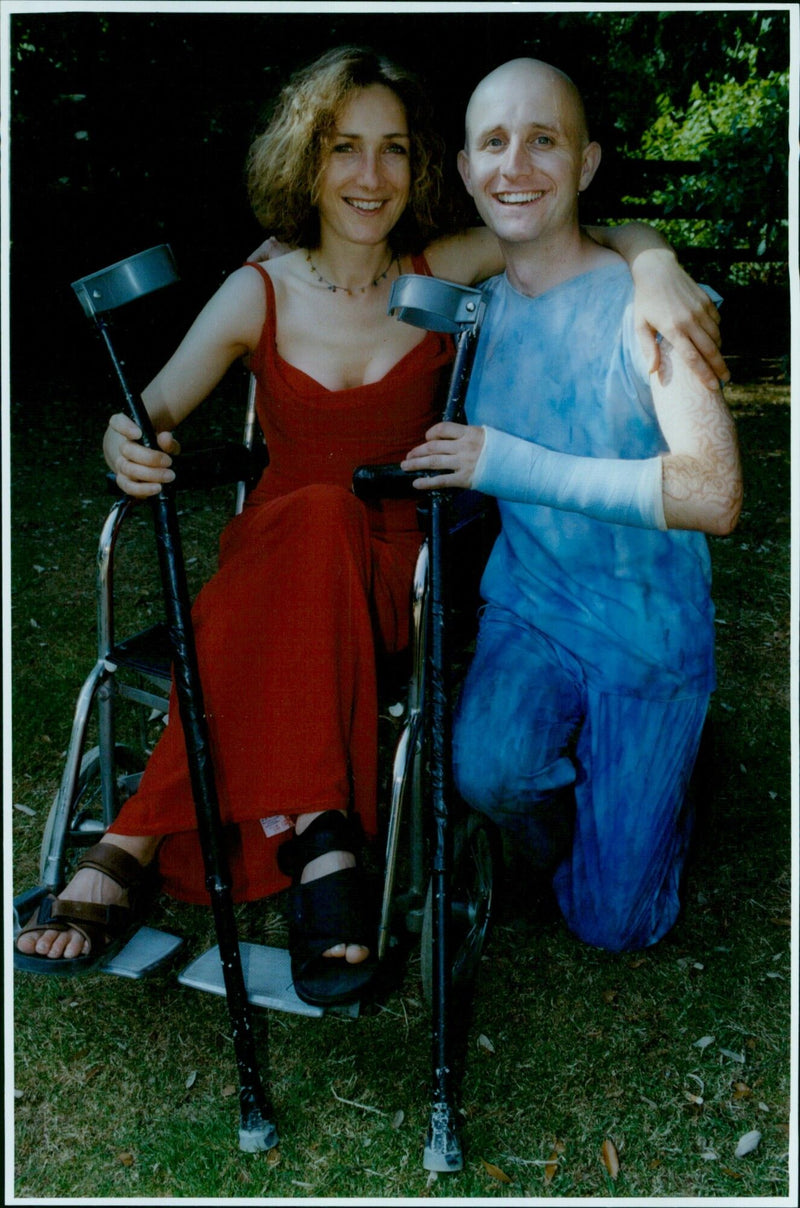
[178,943,360,1018]
[102,926,184,979]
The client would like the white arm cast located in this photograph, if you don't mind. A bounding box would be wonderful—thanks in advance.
[472,426,667,531]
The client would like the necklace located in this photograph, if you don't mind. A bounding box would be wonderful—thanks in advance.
[305,250,396,295]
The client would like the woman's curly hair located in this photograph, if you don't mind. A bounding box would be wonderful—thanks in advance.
[247,46,449,254]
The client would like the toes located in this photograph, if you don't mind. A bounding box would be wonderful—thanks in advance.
[321,942,370,963]
[21,927,89,960]
[36,928,62,956]
[44,929,88,960]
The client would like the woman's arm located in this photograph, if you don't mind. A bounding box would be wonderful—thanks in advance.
[422,225,503,285]
[588,222,729,387]
[104,267,265,497]
[426,221,729,388]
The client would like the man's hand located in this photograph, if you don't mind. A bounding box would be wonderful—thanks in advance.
[631,248,730,388]
[246,235,292,263]
[401,421,486,490]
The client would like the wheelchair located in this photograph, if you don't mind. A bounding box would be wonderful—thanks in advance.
[13,247,501,1169]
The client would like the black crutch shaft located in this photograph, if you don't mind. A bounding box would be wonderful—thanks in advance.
[422,323,481,1173]
[96,315,277,1152]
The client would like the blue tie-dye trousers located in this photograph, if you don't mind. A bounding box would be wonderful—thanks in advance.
[452,605,710,952]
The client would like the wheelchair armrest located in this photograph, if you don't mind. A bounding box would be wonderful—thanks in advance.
[105,442,267,496]
[172,442,267,490]
[352,462,442,500]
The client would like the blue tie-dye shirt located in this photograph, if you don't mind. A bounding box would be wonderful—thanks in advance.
[464,261,716,700]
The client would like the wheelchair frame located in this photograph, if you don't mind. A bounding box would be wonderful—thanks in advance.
[13,248,500,1171]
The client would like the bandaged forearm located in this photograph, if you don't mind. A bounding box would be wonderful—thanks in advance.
[472,426,667,530]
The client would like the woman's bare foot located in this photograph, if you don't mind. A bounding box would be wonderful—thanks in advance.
[295,810,369,965]
[15,833,159,961]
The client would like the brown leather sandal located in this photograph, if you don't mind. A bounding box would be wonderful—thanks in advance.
[14,841,158,977]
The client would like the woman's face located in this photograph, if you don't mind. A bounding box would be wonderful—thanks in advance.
[316,84,411,248]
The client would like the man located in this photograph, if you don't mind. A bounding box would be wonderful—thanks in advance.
[402,58,742,952]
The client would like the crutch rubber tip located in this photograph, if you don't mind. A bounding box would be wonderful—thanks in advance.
[238,1120,279,1153]
[423,1103,464,1172]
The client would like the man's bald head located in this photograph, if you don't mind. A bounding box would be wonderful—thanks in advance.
[464,58,589,151]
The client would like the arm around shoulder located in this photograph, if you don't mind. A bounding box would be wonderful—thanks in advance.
[423,225,504,285]
[588,222,729,388]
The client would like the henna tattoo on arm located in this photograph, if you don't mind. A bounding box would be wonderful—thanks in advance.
[653,340,743,535]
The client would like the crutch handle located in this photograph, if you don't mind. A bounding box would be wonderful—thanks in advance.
[388,275,486,334]
[71,244,179,318]
[352,462,442,499]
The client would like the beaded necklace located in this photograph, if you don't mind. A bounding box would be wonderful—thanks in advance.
[305,250,396,295]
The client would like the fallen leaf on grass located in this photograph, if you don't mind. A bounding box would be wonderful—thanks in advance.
[544,1139,565,1184]
[117,1152,135,1167]
[693,1035,715,1049]
[185,1070,198,1089]
[602,1138,620,1180]
[732,1082,751,1101]
[477,1033,495,1053]
[684,1091,704,1105]
[391,1110,405,1129]
[720,1048,745,1063]
[481,1159,512,1183]
[735,1130,761,1157]
[221,1083,237,1098]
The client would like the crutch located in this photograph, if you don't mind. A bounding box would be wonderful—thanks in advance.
[385,275,487,1172]
[71,245,278,1154]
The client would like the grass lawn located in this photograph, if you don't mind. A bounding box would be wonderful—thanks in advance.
[7,355,794,1201]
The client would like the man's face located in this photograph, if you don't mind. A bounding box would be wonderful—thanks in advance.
[457,61,600,246]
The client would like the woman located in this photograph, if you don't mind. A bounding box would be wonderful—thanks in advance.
[17,46,727,1004]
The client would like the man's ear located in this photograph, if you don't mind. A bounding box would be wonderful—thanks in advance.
[457,148,474,196]
[578,141,602,193]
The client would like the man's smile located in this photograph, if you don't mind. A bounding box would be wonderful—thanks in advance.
[495,191,545,204]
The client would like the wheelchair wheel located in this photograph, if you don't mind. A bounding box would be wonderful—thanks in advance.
[39,744,145,883]
[420,811,501,1006]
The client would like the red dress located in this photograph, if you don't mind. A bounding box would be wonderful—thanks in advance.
[108,255,451,903]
